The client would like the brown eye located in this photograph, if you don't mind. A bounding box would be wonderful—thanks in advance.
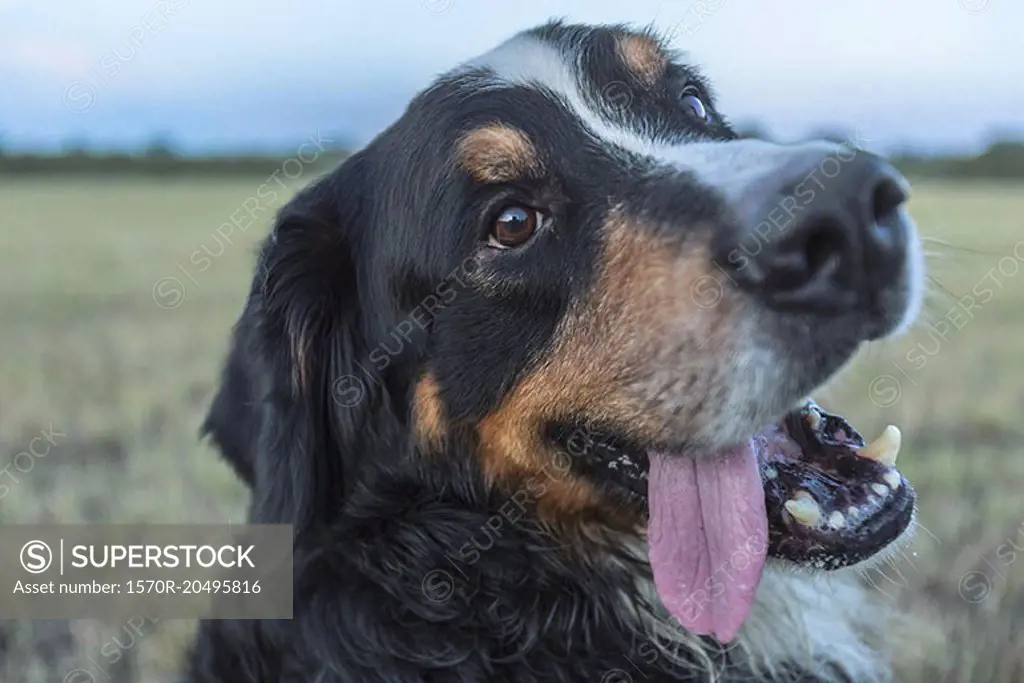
[490,205,541,248]
[681,87,710,122]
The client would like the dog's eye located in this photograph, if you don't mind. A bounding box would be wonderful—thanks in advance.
[681,87,710,122]
[489,206,541,248]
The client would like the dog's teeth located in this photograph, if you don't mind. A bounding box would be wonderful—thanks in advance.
[872,483,890,497]
[828,511,846,529]
[883,470,902,490]
[806,409,822,431]
[857,425,901,466]
[785,495,822,527]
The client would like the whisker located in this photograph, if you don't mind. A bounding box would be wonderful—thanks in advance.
[921,236,1002,257]
[926,276,960,304]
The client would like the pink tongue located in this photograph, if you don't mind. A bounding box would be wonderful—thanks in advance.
[648,443,768,643]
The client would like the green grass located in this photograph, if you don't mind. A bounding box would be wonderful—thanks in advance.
[1,178,1023,681]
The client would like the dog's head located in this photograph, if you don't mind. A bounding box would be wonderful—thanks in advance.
[206,21,923,644]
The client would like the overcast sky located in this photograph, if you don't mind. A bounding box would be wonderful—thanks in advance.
[1,0,1020,154]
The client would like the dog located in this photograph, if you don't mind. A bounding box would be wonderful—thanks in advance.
[188,21,925,683]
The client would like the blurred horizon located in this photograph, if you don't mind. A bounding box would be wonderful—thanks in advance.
[2,0,1021,156]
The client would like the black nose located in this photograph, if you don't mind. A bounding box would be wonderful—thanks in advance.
[718,148,910,314]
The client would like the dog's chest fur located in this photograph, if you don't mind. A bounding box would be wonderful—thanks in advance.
[193,470,891,683]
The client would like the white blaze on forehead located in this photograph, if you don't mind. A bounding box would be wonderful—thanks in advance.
[462,34,663,159]
[460,34,838,197]
[654,138,841,201]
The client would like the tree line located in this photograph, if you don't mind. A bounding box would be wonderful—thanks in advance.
[2,134,1023,179]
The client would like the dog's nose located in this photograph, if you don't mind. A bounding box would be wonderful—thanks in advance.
[718,148,910,314]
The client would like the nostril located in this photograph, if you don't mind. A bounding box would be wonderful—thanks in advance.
[870,176,907,224]
[867,175,908,255]
[766,217,846,293]
[804,220,845,278]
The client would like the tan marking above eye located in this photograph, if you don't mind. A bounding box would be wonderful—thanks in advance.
[457,124,540,184]
[616,33,668,86]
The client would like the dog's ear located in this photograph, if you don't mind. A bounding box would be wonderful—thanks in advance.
[204,154,390,529]
[201,308,261,487]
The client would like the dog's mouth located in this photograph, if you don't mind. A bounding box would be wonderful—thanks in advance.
[760,403,914,569]
[571,400,915,644]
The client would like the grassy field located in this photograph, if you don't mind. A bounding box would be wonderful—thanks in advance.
[1,177,1022,682]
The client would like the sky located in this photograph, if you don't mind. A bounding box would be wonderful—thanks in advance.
[1,0,1020,155]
